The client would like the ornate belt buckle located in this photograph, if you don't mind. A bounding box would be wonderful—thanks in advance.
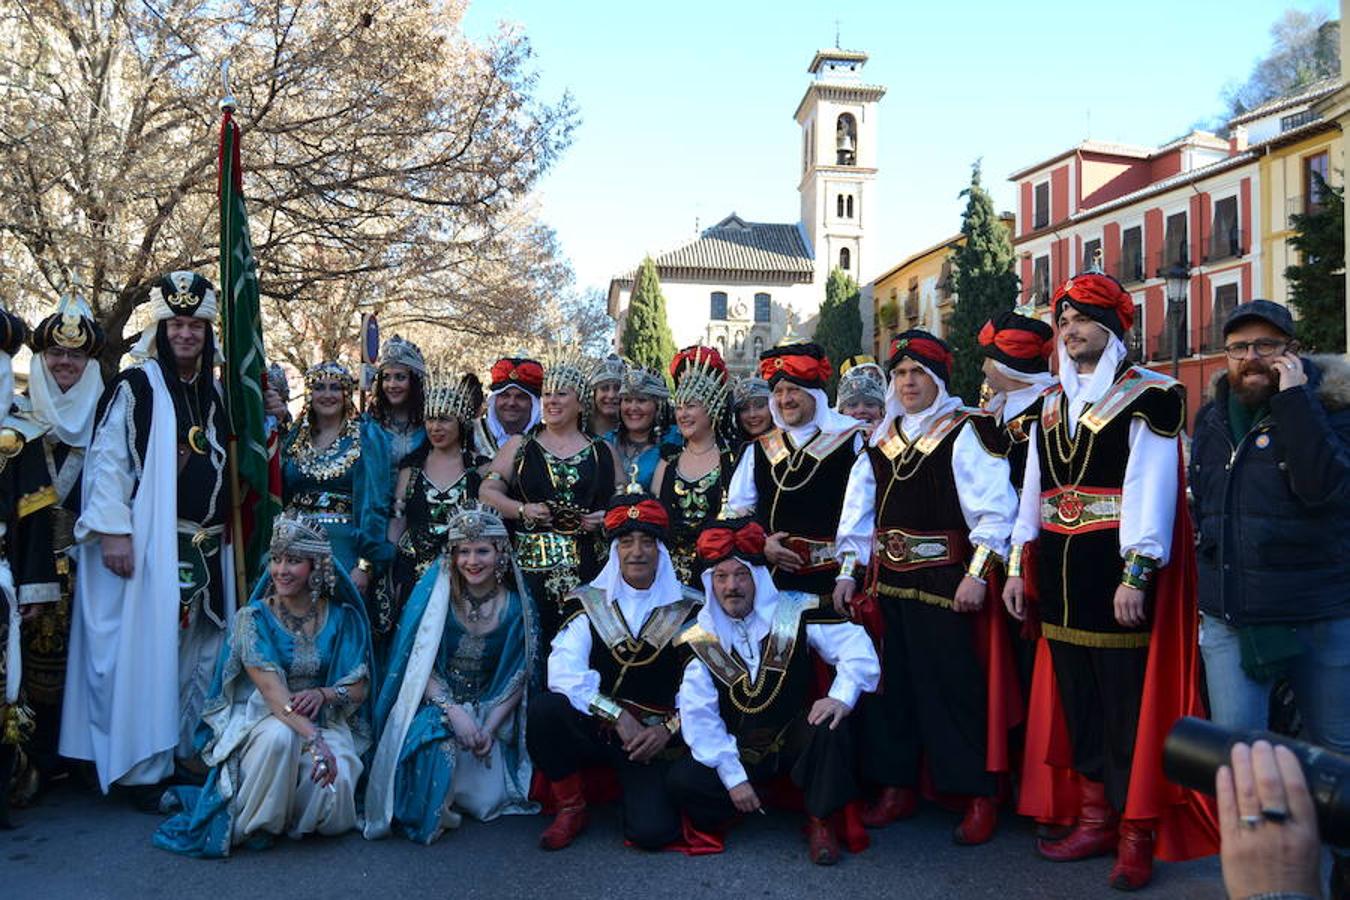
[548,501,585,535]
[1057,492,1084,524]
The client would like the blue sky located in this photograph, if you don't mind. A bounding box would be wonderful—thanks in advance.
[463,0,1329,296]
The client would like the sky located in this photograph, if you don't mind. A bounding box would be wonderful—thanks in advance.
[462,0,1332,297]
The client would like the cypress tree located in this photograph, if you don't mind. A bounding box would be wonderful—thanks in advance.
[815,266,863,394]
[620,256,678,376]
[1285,177,1345,353]
[947,160,1020,404]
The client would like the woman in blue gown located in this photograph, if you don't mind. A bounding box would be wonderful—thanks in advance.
[363,505,538,844]
[364,335,428,475]
[153,512,374,857]
[604,365,681,491]
[281,361,393,598]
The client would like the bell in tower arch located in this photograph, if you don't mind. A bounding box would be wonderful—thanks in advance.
[836,113,857,166]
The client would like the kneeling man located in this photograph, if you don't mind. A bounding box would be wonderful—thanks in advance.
[668,517,879,865]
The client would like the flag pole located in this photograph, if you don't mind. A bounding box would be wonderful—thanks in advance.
[220,60,250,610]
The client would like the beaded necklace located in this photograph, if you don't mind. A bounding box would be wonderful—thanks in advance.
[290,416,361,482]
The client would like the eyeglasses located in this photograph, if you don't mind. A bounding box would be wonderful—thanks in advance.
[44,348,89,361]
[1223,339,1287,360]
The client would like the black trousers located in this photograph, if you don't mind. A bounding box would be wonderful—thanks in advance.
[862,596,996,797]
[526,691,682,849]
[1048,640,1149,813]
[666,719,857,828]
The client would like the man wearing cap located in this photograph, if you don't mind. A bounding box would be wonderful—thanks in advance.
[527,489,702,851]
[1190,298,1350,895]
[832,329,1018,845]
[668,516,879,864]
[834,355,887,436]
[1002,273,1215,890]
[61,271,233,803]
[725,342,864,599]
[472,355,543,464]
[0,294,105,810]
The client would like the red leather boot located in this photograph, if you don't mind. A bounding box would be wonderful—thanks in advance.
[1037,779,1119,861]
[953,796,999,845]
[538,774,589,850]
[860,786,918,828]
[806,816,840,865]
[1109,819,1155,891]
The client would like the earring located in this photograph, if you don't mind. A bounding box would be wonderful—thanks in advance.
[307,569,323,594]
[494,555,510,582]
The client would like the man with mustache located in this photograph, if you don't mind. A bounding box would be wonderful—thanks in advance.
[668,516,878,864]
[528,488,702,851]
[472,355,542,464]
[832,329,1019,845]
[0,293,105,818]
[1001,273,1215,890]
[1189,299,1350,898]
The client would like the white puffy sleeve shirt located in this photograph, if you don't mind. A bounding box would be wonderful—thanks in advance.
[73,381,137,541]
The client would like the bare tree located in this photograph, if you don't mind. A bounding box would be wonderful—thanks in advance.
[0,0,578,373]
[1222,9,1341,119]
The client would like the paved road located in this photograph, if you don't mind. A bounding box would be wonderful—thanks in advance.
[6,782,1224,900]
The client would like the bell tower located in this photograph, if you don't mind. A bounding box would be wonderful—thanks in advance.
[795,48,885,294]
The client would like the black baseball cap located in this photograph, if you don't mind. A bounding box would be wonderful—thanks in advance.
[1223,299,1294,338]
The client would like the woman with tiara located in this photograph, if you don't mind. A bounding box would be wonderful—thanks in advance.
[651,346,736,587]
[604,365,680,492]
[363,505,537,844]
[280,362,392,598]
[365,335,427,473]
[153,512,373,857]
[586,353,624,437]
[479,354,619,641]
[730,373,773,459]
[370,369,484,660]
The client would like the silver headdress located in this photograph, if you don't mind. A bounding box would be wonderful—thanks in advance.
[671,346,729,418]
[445,503,510,546]
[378,335,427,375]
[836,356,886,407]
[542,350,598,401]
[270,509,332,559]
[731,374,770,409]
[424,367,483,422]
[266,362,291,404]
[590,353,625,387]
[619,366,671,402]
[304,360,356,392]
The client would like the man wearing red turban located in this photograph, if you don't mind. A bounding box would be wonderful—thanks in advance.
[472,355,543,462]
[1002,273,1217,890]
[667,516,878,864]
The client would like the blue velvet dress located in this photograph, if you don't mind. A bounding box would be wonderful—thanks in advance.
[364,412,427,482]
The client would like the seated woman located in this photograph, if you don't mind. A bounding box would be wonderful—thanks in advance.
[281,361,392,597]
[371,369,483,654]
[364,505,538,844]
[153,512,373,858]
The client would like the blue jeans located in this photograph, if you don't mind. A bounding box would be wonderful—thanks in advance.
[1199,613,1350,755]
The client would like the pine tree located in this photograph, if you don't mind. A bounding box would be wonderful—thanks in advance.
[815,266,863,394]
[1285,177,1345,354]
[620,256,677,377]
[947,161,1020,404]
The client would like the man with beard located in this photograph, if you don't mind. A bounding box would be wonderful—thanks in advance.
[725,342,864,598]
[1002,273,1215,890]
[668,516,878,864]
[0,294,105,815]
[832,330,1019,845]
[61,271,233,805]
[527,489,701,851]
[472,355,542,464]
[1190,299,1350,897]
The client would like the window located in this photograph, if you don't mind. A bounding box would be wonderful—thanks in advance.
[1164,212,1188,270]
[839,247,851,270]
[904,277,919,320]
[937,258,953,300]
[1304,151,1330,214]
[1211,283,1239,350]
[710,291,727,320]
[837,194,846,218]
[1119,226,1143,283]
[836,113,857,166]
[753,292,770,323]
[846,195,854,218]
[1032,255,1050,306]
[1082,238,1102,272]
[1210,197,1240,261]
[1033,182,1050,229]
[752,335,764,357]
[1128,303,1144,358]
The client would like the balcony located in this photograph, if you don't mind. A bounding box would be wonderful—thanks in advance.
[1204,228,1247,263]
[1149,323,1190,363]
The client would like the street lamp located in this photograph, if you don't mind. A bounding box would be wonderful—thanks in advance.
[1162,263,1189,382]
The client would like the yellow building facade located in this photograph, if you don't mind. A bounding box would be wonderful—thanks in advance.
[1257,122,1343,304]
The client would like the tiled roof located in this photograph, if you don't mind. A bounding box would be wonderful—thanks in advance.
[1227,77,1342,127]
[614,214,815,282]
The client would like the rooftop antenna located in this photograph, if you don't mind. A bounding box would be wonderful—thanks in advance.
[834,18,841,48]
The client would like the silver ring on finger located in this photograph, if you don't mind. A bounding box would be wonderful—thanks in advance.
[1239,814,1263,830]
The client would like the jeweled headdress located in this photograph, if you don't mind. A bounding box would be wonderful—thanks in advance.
[304,360,356,392]
[266,362,290,404]
[30,291,104,356]
[542,350,597,401]
[590,353,625,387]
[731,374,770,409]
[378,335,426,375]
[270,509,332,559]
[148,271,218,322]
[445,503,510,546]
[836,355,886,407]
[670,345,729,418]
[424,368,483,422]
[619,366,670,401]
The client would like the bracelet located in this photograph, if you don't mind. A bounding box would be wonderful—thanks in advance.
[588,694,623,724]
[965,545,997,581]
[1007,544,1025,578]
[836,551,858,582]
[663,713,681,736]
[484,470,504,483]
[430,693,454,722]
[517,502,527,521]
[332,684,351,705]
[1120,551,1159,590]
[356,557,374,574]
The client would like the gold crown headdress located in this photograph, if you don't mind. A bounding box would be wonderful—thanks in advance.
[269,509,332,559]
[304,360,356,392]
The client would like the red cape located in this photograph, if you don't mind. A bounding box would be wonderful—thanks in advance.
[1017,447,1219,860]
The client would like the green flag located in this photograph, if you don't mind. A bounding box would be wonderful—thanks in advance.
[219,103,281,579]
